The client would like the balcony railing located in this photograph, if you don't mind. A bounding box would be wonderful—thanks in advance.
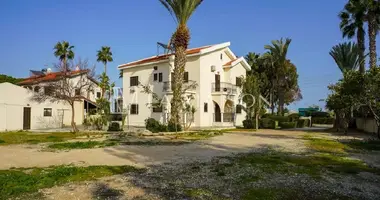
[163,80,197,92]
[212,82,237,94]
[213,113,235,123]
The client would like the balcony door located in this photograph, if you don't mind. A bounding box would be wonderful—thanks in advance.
[215,74,221,92]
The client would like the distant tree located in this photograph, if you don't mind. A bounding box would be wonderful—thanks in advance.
[329,42,364,73]
[31,59,96,133]
[264,38,293,116]
[54,41,75,71]
[339,0,367,73]
[0,74,21,84]
[96,46,113,75]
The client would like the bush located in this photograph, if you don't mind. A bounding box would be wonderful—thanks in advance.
[243,119,255,129]
[168,121,182,132]
[288,113,300,122]
[108,122,122,131]
[260,118,277,129]
[279,122,297,129]
[310,111,330,118]
[145,118,167,133]
[296,119,310,128]
[262,114,289,123]
[311,117,335,125]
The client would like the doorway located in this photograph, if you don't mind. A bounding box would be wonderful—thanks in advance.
[23,107,31,130]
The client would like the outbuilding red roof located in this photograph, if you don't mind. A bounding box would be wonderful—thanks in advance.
[18,70,88,85]
[118,45,211,68]
[223,58,239,67]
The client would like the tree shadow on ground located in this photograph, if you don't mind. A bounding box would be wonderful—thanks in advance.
[91,183,123,200]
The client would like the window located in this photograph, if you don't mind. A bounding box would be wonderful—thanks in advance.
[130,104,139,115]
[34,86,40,93]
[153,66,158,70]
[130,76,139,86]
[236,77,242,87]
[184,72,189,83]
[153,106,163,113]
[96,92,101,98]
[153,73,158,81]
[158,73,163,82]
[44,86,54,95]
[220,53,223,60]
[75,89,81,96]
[204,103,208,113]
[236,105,242,114]
[44,108,52,117]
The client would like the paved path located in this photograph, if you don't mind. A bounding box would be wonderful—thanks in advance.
[0,130,306,170]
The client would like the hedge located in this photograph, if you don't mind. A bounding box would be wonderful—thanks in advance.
[243,119,256,129]
[296,119,310,128]
[288,113,300,122]
[145,118,167,133]
[262,114,289,123]
[311,117,335,125]
[279,122,297,129]
[108,122,123,131]
[260,118,278,129]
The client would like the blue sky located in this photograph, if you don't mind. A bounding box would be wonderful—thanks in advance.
[0,0,379,110]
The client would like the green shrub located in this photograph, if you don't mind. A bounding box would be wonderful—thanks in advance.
[296,119,310,128]
[279,122,297,129]
[145,118,167,133]
[310,111,330,118]
[288,113,300,122]
[108,122,122,132]
[263,115,289,123]
[260,118,277,129]
[243,119,255,129]
[168,121,182,132]
[312,117,335,125]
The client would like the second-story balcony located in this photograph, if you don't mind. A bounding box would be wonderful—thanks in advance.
[163,80,197,93]
[212,82,237,94]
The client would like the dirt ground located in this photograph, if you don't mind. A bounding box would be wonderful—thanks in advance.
[0,130,307,170]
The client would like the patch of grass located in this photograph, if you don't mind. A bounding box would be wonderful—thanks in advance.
[0,165,142,199]
[0,131,103,145]
[48,140,118,150]
[173,131,224,141]
[303,135,349,154]
[345,139,380,151]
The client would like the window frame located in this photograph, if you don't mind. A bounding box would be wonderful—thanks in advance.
[152,105,163,113]
[130,104,139,115]
[236,105,242,114]
[153,73,158,82]
[236,77,242,87]
[130,76,139,87]
[204,103,208,113]
[43,108,52,117]
[158,73,163,82]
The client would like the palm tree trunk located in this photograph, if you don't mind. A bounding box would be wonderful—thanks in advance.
[357,28,366,73]
[104,63,107,75]
[368,13,378,69]
[170,25,190,127]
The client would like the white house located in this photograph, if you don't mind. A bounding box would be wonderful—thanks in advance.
[118,42,251,129]
[0,69,102,131]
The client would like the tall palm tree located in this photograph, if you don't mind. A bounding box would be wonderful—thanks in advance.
[159,0,203,126]
[244,52,260,74]
[365,0,380,68]
[329,42,363,73]
[54,41,74,71]
[264,38,292,116]
[339,0,367,73]
[96,46,113,75]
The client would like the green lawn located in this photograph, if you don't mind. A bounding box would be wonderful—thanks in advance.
[0,165,143,200]
[0,131,104,145]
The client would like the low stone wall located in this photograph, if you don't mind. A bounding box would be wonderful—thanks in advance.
[356,118,378,134]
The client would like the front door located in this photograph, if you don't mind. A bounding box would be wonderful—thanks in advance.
[23,107,31,130]
[215,74,221,92]
[214,102,221,122]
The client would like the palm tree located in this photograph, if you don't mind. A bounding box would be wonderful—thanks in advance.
[365,0,380,68]
[159,0,203,126]
[244,52,260,75]
[329,42,364,73]
[339,0,367,73]
[54,41,74,71]
[96,46,113,75]
[264,38,292,116]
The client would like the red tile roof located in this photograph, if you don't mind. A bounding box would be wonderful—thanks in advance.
[223,58,239,67]
[118,45,211,68]
[18,70,88,85]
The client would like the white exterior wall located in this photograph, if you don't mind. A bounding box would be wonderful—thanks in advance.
[120,45,250,128]
[0,82,87,131]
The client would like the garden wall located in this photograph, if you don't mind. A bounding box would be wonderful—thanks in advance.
[356,118,378,134]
